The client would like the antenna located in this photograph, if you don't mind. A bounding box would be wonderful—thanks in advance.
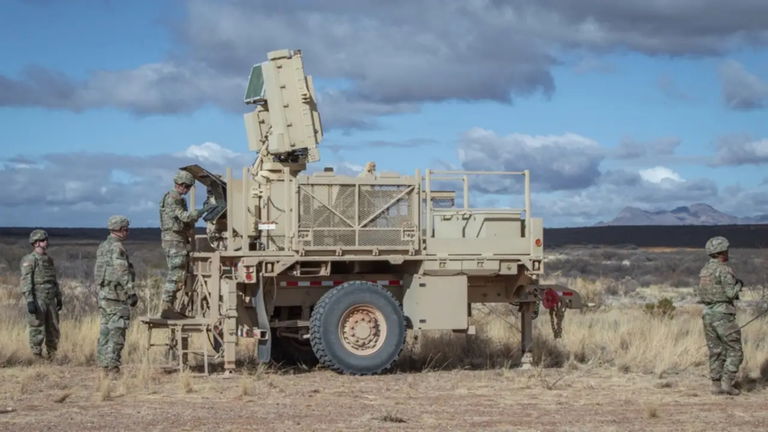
[243,49,323,166]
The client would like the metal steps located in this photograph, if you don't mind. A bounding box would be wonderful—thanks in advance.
[140,316,216,375]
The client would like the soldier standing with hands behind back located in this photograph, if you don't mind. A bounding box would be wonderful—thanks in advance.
[159,170,213,318]
[94,215,138,375]
[697,236,744,396]
[20,229,61,360]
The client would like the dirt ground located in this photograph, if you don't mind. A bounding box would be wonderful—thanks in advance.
[1,365,766,432]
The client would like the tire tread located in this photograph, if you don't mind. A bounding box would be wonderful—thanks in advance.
[309,281,405,375]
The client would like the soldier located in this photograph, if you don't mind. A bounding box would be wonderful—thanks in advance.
[20,229,61,359]
[94,215,138,375]
[159,170,213,318]
[697,236,744,396]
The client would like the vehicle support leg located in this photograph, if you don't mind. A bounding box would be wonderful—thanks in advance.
[520,302,534,369]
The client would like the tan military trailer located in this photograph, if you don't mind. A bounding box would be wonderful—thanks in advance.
[141,49,582,375]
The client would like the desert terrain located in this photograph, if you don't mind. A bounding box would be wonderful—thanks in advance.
[1,231,766,431]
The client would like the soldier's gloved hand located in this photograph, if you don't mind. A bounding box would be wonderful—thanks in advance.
[27,301,37,315]
[56,296,63,312]
[735,278,744,289]
[127,293,139,307]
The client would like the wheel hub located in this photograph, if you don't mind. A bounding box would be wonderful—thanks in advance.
[339,305,387,355]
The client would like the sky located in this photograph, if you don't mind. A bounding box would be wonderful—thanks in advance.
[1,0,767,228]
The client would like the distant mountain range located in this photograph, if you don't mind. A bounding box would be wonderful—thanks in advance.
[597,203,768,226]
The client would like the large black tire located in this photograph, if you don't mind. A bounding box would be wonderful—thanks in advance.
[310,281,406,375]
[271,335,319,368]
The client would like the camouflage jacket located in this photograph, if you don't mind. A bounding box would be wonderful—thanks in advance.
[159,189,201,242]
[94,235,136,302]
[697,258,740,314]
[19,251,59,303]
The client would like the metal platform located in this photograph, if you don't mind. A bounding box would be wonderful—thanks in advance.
[140,316,219,375]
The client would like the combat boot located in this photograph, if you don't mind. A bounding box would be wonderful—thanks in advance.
[721,379,741,396]
[710,380,724,395]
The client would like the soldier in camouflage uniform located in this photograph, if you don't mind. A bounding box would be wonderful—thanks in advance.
[697,236,743,396]
[159,170,213,318]
[95,215,138,374]
[20,229,61,359]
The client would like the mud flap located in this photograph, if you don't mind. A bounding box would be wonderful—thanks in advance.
[252,282,272,363]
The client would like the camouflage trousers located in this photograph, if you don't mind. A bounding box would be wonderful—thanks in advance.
[162,239,189,304]
[702,310,743,382]
[97,298,131,369]
[27,294,60,356]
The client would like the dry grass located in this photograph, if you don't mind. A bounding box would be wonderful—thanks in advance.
[179,369,194,393]
[0,310,150,367]
[1,244,766,393]
[645,404,660,419]
[96,375,112,402]
[239,377,253,397]
[2,283,767,383]
[377,411,407,423]
[52,392,71,403]
[401,294,768,382]
[135,357,155,393]
[2,292,766,385]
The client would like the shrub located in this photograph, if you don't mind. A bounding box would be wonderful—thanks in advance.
[643,297,676,319]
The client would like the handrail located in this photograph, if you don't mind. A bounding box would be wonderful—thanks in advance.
[424,169,531,241]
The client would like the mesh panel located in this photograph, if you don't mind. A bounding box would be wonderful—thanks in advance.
[332,185,356,222]
[297,183,416,249]
[299,185,355,228]
[311,229,356,247]
[363,196,413,228]
[358,229,409,247]
[359,186,411,227]
[298,189,313,229]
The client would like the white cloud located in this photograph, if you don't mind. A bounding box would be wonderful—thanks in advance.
[639,166,684,183]
[178,142,244,166]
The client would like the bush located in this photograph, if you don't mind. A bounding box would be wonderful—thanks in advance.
[643,297,676,319]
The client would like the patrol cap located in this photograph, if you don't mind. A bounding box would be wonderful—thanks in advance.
[29,229,48,245]
[705,236,729,255]
[174,170,195,186]
[107,215,130,231]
